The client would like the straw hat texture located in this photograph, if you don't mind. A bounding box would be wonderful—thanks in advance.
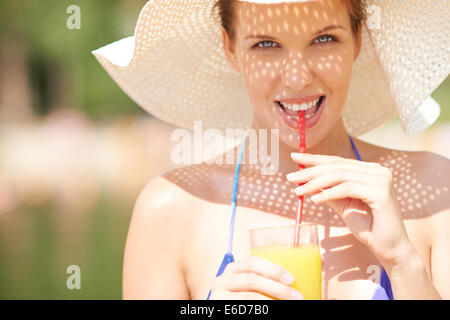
[92,0,449,136]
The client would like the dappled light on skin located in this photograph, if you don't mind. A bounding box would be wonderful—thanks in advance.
[231,1,350,150]
[164,143,449,299]
[165,148,449,224]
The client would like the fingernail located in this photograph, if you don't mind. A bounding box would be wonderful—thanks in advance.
[282,272,295,284]
[311,193,321,203]
[286,172,297,181]
[291,290,303,300]
[295,185,305,195]
[291,152,301,159]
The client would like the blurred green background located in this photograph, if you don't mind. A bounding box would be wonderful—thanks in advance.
[0,0,148,120]
[0,0,448,299]
[0,0,150,299]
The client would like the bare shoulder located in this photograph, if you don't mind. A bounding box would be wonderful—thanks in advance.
[395,150,449,214]
[133,161,235,236]
[130,169,210,235]
[407,150,450,225]
[414,150,450,182]
[123,171,204,299]
[161,162,236,205]
[131,162,233,239]
[135,172,199,218]
[356,139,449,218]
[362,143,449,258]
[408,151,450,297]
[388,148,448,221]
[359,143,449,295]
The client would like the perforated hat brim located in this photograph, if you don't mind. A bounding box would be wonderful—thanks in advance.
[93,0,448,136]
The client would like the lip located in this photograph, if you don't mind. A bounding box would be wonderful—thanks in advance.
[275,96,326,129]
[276,94,323,105]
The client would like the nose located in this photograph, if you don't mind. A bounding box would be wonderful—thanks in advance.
[280,52,313,91]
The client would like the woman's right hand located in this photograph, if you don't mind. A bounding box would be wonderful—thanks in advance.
[208,256,304,300]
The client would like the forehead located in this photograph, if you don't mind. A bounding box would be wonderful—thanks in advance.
[234,0,350,37]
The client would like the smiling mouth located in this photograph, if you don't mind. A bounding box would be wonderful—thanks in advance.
[276,95,325,120]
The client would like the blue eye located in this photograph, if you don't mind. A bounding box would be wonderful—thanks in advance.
[313,34,337,45]
[253,40,278,49]
[253,34,338,50]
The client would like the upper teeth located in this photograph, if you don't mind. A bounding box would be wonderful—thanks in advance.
[280,98,320,111]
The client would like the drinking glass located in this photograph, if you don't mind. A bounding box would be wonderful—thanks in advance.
[249,223,322,300]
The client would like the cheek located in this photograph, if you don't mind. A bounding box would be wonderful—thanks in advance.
[242,60,279,95]
[310,49,354,93]
[240,47,355,107]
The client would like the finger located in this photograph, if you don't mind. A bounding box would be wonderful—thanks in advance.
[309,181,384,204]
[291,153,383,170]
[223,272,303,300]
[294,170,384,196]
[286,163,383,184]
[236,292,273,300]
[223,256,295,285]
[209,290,272,300]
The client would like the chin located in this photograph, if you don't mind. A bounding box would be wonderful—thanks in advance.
[278,118,338,151]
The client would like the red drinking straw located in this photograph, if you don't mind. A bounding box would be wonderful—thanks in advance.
[294,110,306,247]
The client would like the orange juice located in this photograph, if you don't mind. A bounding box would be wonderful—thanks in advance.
[251,244,322,300]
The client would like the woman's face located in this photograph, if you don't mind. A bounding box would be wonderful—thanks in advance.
[223,0,361,149]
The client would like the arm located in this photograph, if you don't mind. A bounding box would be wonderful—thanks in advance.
[386,236,442,300]
[287,151,448,299]
[430,209,450,298]
[387,208,449,300]
[122,177,191,299]
[382,153,449,300]
[390,209,450,299]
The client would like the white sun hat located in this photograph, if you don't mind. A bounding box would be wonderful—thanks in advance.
[92,0,449,137]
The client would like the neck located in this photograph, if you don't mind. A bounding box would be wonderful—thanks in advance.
[249,118,359,174]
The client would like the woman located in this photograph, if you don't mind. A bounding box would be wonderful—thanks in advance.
[93,0,449,299]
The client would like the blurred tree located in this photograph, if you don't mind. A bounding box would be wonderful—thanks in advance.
[0,0,148,121]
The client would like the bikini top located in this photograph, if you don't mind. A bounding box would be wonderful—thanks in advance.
[206,135,393,300]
